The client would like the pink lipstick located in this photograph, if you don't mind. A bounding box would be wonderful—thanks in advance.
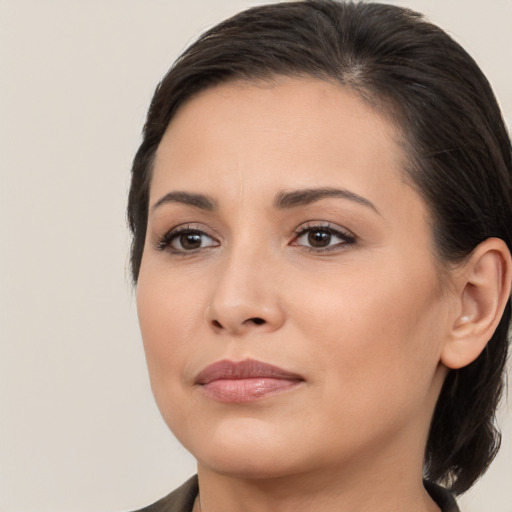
[195,359,304,403]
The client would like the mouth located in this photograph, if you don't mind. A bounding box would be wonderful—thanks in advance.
[194,359,305,403]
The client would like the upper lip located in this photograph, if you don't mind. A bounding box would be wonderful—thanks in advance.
[195,359,304,385]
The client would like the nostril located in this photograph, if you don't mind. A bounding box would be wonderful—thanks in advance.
[209,317,267,331]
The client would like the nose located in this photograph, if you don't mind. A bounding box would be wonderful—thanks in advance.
[205,244,285,336]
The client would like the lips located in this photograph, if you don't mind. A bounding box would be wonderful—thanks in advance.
[195,359,304,403]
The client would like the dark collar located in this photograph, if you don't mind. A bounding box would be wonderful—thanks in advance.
[133,475,198,512]
[135,476,460,512]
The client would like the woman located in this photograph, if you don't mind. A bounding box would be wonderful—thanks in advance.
[128,1,512,511]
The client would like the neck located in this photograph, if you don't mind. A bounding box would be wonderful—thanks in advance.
[193,364,447,512]
[195,453,441,512]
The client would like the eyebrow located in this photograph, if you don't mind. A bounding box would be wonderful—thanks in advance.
[150,187,379,215]
[273,187,379,214]
[151,191,217,212]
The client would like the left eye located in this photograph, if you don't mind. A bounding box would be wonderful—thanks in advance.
[293,225,355,250]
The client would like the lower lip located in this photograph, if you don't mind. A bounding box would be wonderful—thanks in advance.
[200,378,302,403]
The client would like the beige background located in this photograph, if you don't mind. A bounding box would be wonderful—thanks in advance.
[1,1,511,511]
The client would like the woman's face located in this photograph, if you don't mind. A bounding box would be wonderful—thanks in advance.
[137,78,453,480]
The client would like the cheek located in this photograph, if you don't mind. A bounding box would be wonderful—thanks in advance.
[293,260,446,403]
[136,268,204,394]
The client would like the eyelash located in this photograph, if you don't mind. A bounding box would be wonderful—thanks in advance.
[155,222,356,254]
[292,223,356,252]
[154,225,219,253]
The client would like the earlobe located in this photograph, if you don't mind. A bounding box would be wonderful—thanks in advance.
[441,238,512,370]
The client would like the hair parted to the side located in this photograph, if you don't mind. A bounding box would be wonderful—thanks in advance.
[128,0,512,495]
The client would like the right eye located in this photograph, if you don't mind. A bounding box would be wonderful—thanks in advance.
[156,227,219,253]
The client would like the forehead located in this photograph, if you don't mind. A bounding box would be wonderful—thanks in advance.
[151,77,410,211]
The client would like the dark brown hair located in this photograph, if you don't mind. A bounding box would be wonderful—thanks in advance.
[128,0,512,494]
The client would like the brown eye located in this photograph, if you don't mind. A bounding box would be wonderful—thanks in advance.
[307,230,332,247]
[178,233,203,250]
[293,223,356,252]
[156,228,219,252]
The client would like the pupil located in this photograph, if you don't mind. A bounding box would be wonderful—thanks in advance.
[181,233,202,250]
[308,230,330,247]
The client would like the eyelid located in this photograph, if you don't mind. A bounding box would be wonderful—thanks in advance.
[153,223,220,253]
[291,222,356,251]
[152,221,356,254]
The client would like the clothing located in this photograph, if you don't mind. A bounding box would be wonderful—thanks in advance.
[135,476,198,512]
[134,475,460,512]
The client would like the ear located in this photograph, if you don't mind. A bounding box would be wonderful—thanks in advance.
[441,238,512,370]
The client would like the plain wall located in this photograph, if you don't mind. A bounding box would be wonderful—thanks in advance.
[1,1,511,511]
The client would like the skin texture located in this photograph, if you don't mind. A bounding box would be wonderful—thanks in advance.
[136,78,510,511]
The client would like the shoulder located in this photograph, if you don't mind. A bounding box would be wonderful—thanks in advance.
[424,480,460,512]
[132,475,199,512]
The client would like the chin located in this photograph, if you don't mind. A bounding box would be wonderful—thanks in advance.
[199,452,291,480]
[178,416,309,480]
